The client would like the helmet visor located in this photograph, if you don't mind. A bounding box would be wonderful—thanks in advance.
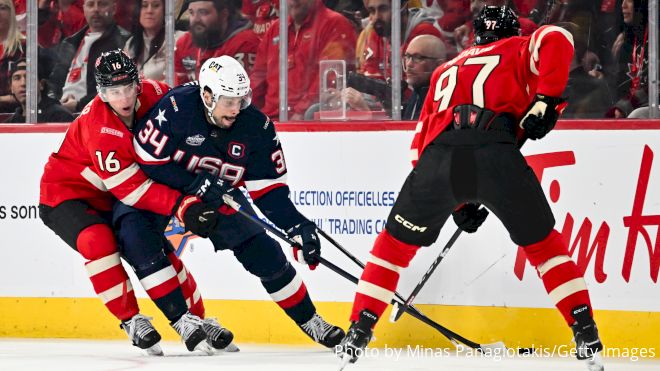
[99,81,139,103]
[217,89,252,110]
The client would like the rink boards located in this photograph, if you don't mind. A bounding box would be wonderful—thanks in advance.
[0,121,658,357]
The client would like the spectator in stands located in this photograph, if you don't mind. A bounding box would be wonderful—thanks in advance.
[358,0,445,80]
[174,0,259,84]
[38,0,86,49]
[401,34,445,119]
[49,0,130,113]
[241,0,278,38]
[0,0,24,113]
[608,0,648,118]
[5,56,74,123]
[251,0,357,120]
[124,0,182,82]
[342,34,446,119]
[559,23,614,118]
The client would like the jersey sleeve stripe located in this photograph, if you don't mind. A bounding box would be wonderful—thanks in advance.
[81,167,108,191]
[244,174,288,193]
[120,179,154,206]
[133,139,171,163]
[103,162,140,189]
[529,26,575,76]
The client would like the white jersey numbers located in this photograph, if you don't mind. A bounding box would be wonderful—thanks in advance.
[137,119,169,156]
[434,55,501,110]
[95,150,121,173]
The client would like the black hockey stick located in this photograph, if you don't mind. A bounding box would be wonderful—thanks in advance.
[389,226,464,322]
[221,194,505,351]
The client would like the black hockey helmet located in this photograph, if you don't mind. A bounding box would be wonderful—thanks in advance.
[473,5,520,45]
[94,49,139,88]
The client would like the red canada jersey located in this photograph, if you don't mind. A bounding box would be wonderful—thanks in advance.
[39,79,182,214]
[174,28,260,85]
[361,22,443,79]
[411,25,574,165]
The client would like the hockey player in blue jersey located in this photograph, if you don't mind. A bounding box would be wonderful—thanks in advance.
[123,55,345,348]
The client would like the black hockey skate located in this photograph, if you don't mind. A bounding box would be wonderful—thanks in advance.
[202,317,239,352]
[120,314,163,356]
[171,312,213,354]
[336,309,377,369]
[571,304,604,371]
[298,313,346,348]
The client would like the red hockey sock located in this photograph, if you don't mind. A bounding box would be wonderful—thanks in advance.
[78,224,138,321]
[350,230,420,322]
[524,229,592,325]
[166,252,205,318]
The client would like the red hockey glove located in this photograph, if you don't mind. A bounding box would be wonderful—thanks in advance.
[287,221,320,270]
[174,195,219,238]
[520,94,567,140]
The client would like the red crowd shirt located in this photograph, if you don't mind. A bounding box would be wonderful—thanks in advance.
[251,0,357,117]
[39,79,183,215]
[174,27,260,85]
[242,0,279,38]
[410,25,574,165]
[361,21,443,80]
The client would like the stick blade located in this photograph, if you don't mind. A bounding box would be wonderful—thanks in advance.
[479,341,507,352]
[389,302,406,323]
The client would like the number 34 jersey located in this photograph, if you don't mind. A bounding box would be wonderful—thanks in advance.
[133,83,288,203]
[411,25,575,164]
[39,80,183,215]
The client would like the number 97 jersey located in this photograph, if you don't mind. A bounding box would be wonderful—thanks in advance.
[411,25,574,165]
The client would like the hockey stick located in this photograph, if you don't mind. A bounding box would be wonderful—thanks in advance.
[389,226,465,322]
[221,194,505,352]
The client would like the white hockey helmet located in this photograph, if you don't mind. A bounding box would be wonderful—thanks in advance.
[198,56,252,119]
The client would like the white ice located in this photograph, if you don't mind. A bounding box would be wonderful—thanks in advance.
[0,339,657,371]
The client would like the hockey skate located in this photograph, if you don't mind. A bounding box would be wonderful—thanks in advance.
[571,304,604,371]
[120,314,163,356]
[202,317,239,352]
[171,312,213,354]
[298,313,346,348]
[336,309,377,370]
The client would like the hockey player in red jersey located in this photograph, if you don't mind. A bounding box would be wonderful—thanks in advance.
[39,50,226,355]
[337,6,604,371]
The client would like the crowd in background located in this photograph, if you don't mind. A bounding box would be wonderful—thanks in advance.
[0,0,655,123]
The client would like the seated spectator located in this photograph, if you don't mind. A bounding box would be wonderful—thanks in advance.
[241,0,278,38]
[343,34,446,119]
[175,0,260,84]
[5,56,74,123]
[251,0,357,120]
[558,23,614,118]
[124,0,182,82]
[1,0,24,113]
[49,0,130,113]
[608,0,648,118]
[358,0,446,80]
[38,0,86,49]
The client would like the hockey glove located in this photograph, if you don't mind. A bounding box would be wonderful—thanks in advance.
[185,172,233,208]
[174,195,219,238]
[520,94,567,140]
[287,221,321,270]
[452,203,489,233]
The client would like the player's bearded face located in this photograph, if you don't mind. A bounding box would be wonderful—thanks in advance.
[211,96,243,129]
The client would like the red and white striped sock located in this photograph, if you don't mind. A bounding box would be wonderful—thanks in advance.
[350,229,419,322]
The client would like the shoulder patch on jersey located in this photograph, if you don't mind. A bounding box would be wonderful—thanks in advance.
[228,141,245,159]
[263,117,272,130]
[186,134,206,146]
[101,127,124,138]
[154,109,168,126]
[169,96,179,112]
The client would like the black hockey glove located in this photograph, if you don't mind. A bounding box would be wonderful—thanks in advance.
[520,94,566,140]
[287,221,321,270]
[185,172,233,208]
[452,203,489,233]
[174,195,219,238]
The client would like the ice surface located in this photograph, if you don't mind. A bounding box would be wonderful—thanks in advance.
[0,339,657,371]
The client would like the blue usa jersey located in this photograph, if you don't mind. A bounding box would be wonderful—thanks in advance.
[133,83,306,230]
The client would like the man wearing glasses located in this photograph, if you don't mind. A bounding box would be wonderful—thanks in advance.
[401,34,446,120]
